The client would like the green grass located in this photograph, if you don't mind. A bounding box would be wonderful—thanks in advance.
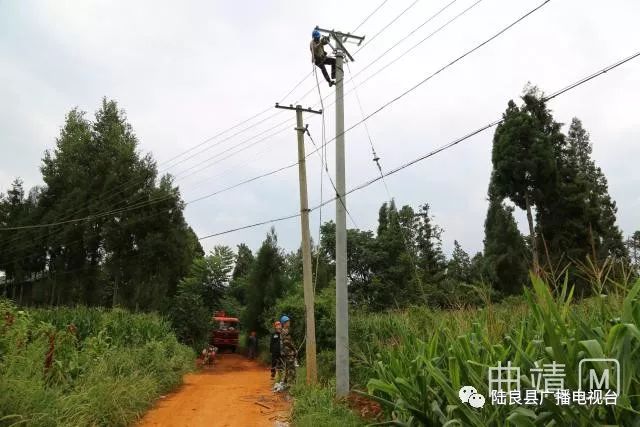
[292,274,639,426]
[0,299,194,427]
[290,376,366,427]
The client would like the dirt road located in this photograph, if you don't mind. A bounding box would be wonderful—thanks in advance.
[138,354,290,427]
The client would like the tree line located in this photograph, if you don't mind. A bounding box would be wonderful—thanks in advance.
[0,99,203,310]
[1,91,639,347]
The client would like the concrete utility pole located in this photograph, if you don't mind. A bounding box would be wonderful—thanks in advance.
[314,26,364,398]
[274,102,322,384]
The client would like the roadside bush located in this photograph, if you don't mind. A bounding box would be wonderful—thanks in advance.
[268,285,336,361]
[0,299,194,427]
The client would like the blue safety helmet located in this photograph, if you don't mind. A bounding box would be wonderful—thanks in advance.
[280,315,290,324]
[312,29,321,40]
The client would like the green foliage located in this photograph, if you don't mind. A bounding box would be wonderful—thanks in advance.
[484,178,529,294]
[228,243,255,306]
[490,90,627,293]
[169,246,235,349]
[170,279,211,350]
[627,231,640,275]
[447,240,472,284]
[244,229,290,334]
[0,99,203,310]
[320,201,447,311]
[413,203,447,284]
[492,90,559,212]
[0,298,193,427]
[565,118,626,260]
[291,380,366,427]
[359,277,640,426]
[267,286,336,369]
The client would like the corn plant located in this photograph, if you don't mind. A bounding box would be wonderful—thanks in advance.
[0,298,194,427]
[362,276,640,426]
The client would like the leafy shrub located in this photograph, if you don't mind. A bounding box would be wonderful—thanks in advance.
[0,299,194,427]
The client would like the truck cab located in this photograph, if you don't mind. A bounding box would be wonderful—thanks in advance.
[210,311,240,352]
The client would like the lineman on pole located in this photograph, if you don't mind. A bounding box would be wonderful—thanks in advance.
[310,29,336,87]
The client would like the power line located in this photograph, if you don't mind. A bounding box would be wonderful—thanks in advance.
[289,0,484,120]
[159,110,288,174]
[171,119,293,180]
[317,0,551,154]
[10,0,403,241]
[195,50,639,241]
[350,0,481,85]
[304,128,359,228]
[0,0,551,234]
[277,0,393,105]
[3,50,638,265]
[345,60,423,285]
[159,107,276,170]
[198,213,302,241]
[355,0,421,54]
[0,1,432,262]
[351,0,390,33]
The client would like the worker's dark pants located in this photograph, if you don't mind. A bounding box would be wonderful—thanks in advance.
[315,57,336,83]
[271,354,282,378]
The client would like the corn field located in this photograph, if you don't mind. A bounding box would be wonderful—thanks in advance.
[350,276,640,426]
[0,300,194,427]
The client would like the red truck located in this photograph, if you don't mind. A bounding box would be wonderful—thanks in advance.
[210,311,240,352]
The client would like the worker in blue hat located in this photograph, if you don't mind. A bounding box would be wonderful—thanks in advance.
[279,315,297,388]
[310,29,336,87]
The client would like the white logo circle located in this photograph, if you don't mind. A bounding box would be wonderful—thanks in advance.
[468,393,486,409]
[458,385,478,403]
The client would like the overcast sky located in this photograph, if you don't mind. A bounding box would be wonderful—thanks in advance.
[1,0,638,257]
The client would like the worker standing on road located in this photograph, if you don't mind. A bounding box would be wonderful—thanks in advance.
[247,331,257,360]
[279,315,297,388]
[269,321,282,380]
[310,29,336,87]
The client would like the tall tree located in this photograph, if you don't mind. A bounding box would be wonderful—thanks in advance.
[244,229,289,334]
[369,201,416,309]
[483,178,528,294]
[24,98,202,309]
[232,244,254,281]
[627,231,640,274]
[565,118,626,259]
[228,243,254,306]
[414,204,446,283]
[320,221,377,306]
[447,240,472,283]
[491,88,558,274]
[468,252,485,283]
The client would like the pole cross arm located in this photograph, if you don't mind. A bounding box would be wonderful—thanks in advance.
[314,26,365,62]
[275,103,322,115]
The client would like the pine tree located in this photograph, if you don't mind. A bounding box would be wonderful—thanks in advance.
[469,252,485,283]
[232,244,254,281]
[447,241,472,283]
[244,228,288,334]
[492,89,559,274]
[414,204,446,283]
[372,201,415,308]
[627,231,640,274]
[228,243,254,306]
[483,178,528,294]
[33,99,200,308]
[566,118,626,259]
